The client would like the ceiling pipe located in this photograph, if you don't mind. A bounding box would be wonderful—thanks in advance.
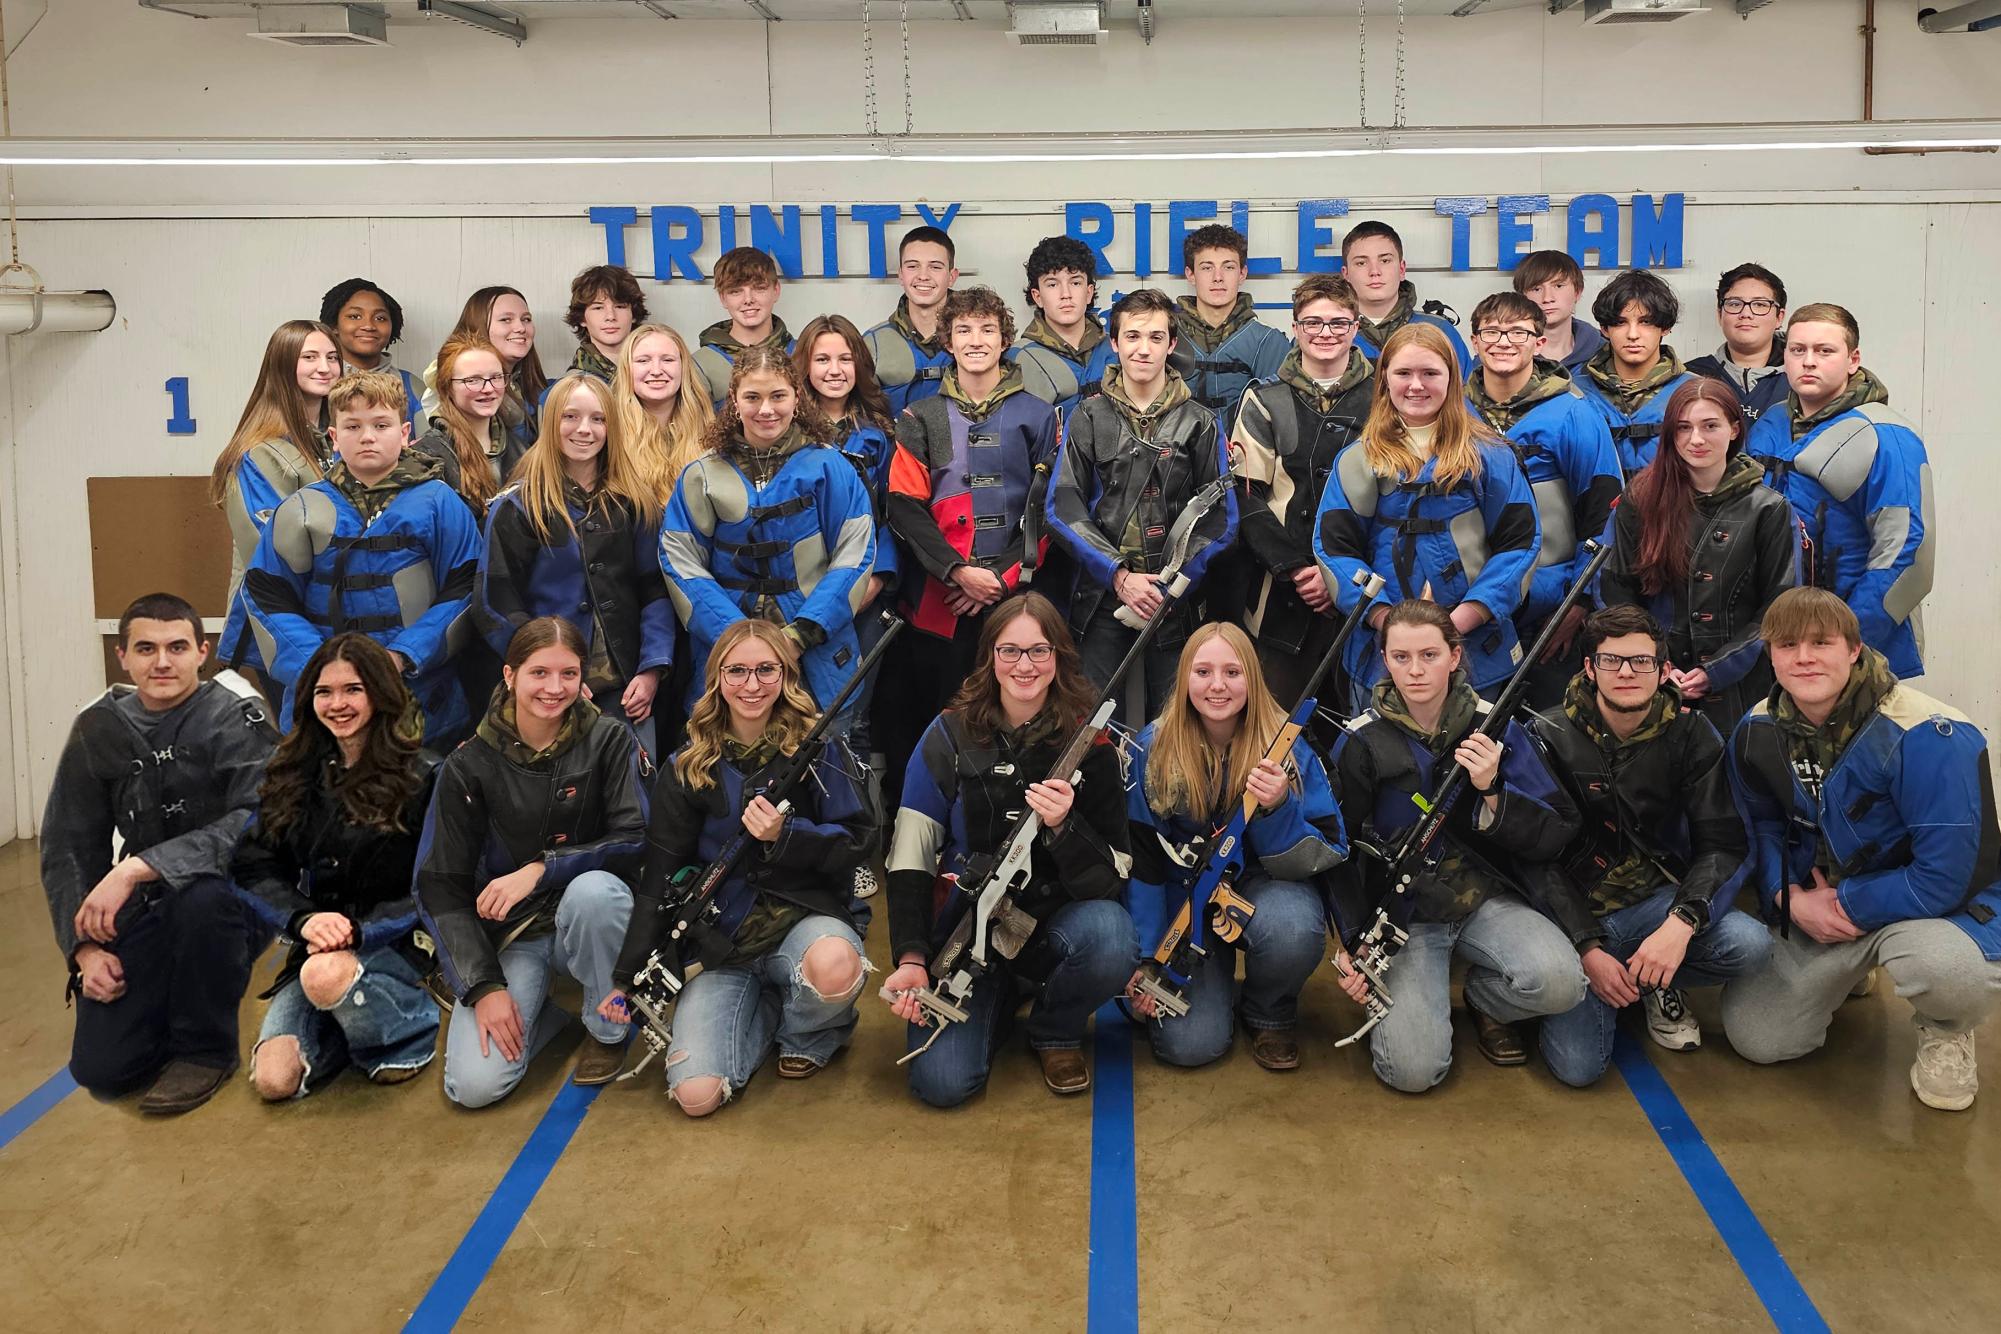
[1917,2,2001,32]
[0,283,117,336]
[1864,0,1997,154]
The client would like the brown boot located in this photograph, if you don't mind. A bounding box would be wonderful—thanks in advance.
[572,1036,627,1086]
[1037,1047,1092,1095]
[1471,1008,1528,1066]
[137,1060,232,1115]
[777,1054,821,1079]
[1250,1026,1301,1072]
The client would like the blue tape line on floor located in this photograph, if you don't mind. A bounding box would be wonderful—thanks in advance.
[0,1067,78,1153]
[1612,1033,1829,1334]
[405,1078,603,1332]
[1087,1002,1139,1334]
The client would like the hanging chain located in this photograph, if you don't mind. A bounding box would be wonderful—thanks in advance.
[1393,0,1408,129]
[0,0,19,268]
[899,0,913,134]
[1357,0,1368,128]
[861,0,880,137]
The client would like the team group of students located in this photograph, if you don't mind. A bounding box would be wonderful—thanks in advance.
[40,219,2001,1123]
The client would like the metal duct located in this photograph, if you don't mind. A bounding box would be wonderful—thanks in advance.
[0,287,118,336]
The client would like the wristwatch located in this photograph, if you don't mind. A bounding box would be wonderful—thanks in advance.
[1670,902,1708,931]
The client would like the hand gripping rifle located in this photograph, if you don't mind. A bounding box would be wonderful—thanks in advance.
[1332,539,1613,1048]
[1129,568,1385,1019]
[618,610,905,1080]
[896,466,1236,1063]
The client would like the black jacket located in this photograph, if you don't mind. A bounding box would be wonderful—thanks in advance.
[614,736,874,985]
[887,710,1131,963]
[1600,455,1799,730]
[1526,692,1750,948]
[1230,354,1374,653]
[233,753,439,992]
[414,701,647,1004]
[41,674,277,962]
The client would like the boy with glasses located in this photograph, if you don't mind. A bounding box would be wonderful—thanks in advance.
[1168,223,1288,433]
[1465,291,1621,709]
[1688,263,1789,423]
[1231,274,1376,714]
[1722,589,2000,1111]
[1745,303,1932,678]
[1522,606,1771,1082]
[1576,269,1696,476]
[867,225,960,414]
[1511,250,1600,373]
[1342,219,1473,372]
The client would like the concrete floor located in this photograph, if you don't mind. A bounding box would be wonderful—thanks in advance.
[3,834,1998,1332]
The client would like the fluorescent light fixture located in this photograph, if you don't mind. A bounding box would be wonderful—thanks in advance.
[4,121,1999,167]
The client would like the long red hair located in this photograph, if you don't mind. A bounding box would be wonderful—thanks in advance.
[1627,378,1747,596]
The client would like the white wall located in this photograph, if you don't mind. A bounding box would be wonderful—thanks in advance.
[4,1,1999,831]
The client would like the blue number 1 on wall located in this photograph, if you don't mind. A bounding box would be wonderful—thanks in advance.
[165,377,196,435]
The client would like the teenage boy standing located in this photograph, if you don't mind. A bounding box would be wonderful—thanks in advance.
[1047,288,1236,720]
[866,225,959,415]
[1576,268,1695,475]
[1687,263,1790,424]
[1231,274,1374,714]
[1342,220,1473,372]
[1013,235,1116,423]
[562,263,648,386]
[1723,589,2000,1111]
[1168,223,1288,433]
[1466,291,1622,709]
[1511,250,1601,373]
[246,370,484,742]
[1745,304,1932,678]
[691,246,793,407]
[42,593,277,1114]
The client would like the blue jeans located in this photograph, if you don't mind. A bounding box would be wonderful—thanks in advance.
[1145,878,1325,1068]
[255,945,438,1094]
[1541,888,1773,1087]
[1368,892,1586,1094]
[905,898,1137,1109]
[442,870,633,1109]
[664,914,869,1101]
[1077,609,1179,726]
[848,595,889,755]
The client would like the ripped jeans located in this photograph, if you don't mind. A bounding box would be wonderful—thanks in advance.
[254,945,439,1094]
[664,914,870,1101]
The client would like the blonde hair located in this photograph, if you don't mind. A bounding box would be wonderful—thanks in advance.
[1359,323,1500,492]
[432,334,507,511]
[1759,586,1861,649]
[326,368,408,418]
[1143,623,1293,818]
[208,319,338,505]
[613,323,714,503]
[512,373,660,544]
[674,621,821,792]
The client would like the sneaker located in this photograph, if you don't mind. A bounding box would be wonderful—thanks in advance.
[851,864,880,901]
[1644,988,1702,1052]
[138,1060,233,1115]
[1848,969,1876,1000]
[1911,1025,1977,1111]
[777,1054,822,1079]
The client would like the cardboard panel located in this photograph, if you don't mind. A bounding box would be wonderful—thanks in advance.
[87,476,233,620]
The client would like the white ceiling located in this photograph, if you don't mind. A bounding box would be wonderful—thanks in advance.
[142,1,1559,23]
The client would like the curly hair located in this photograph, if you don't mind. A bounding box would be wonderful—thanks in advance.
[941,285,1017,351]
[564,264,649,340]
[701,343,841,453]
[257,634,425,841]
[674,621,822,792]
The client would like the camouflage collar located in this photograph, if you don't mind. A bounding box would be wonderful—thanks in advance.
[1355,281,1419,351]
[1789,367,1890,439]
[1020,310,1106,359]
[940,361,1027,418]
[1468,358,1573,433]
[1276,344,1372,408]
[1582,342,1687,415]
[1173,293,1259,352]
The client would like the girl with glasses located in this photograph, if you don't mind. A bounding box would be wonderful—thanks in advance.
[880,592,1136,1105]
[412,334,518,515]
[604,622,874,1114]
[1600,377,1799,730]
[474,373,676,757]
[1121,622,1346,1072]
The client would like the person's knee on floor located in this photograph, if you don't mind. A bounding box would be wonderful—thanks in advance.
[299,951,360,1010]
[252,1036,305,1101]
[672,1073,727,1118]
[800,935,865,1002]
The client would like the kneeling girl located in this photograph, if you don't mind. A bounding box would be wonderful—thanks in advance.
[604,622,874,1116]
[1123,622,1346,1071]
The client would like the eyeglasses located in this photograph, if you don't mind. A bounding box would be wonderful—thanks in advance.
[1474,327,1538,346]
[994,643,1055,665]
[721,661,784,686]
[451,373,508,390]
[1593,652,1660,675]
[1721,297,1781,316]
[1295,317,1357,336]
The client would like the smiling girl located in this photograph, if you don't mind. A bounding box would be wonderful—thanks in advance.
[613,322,715,506]
[1312,322,1542,714]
